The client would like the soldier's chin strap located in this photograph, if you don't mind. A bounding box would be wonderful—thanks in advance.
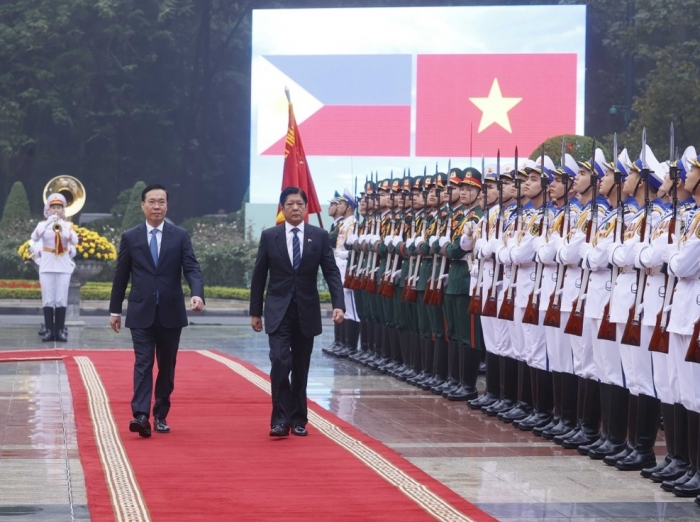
[579,170,595,196]
[692,176,700,195]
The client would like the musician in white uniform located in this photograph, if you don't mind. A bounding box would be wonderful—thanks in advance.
[30,193,79,342]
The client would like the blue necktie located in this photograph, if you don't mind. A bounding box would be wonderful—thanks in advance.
[291,228,300,271]
[150,229,159,267]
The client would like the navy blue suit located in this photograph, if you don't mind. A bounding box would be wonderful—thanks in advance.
[110,221,204,419]
[250,222,344,427]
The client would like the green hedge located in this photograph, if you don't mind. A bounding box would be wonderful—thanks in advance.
[0,280,332,302]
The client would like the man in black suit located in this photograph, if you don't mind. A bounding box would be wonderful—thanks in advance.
[250,186,345,437]
[109,184,205,438]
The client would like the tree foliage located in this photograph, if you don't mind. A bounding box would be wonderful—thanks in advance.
[122,181,146,230]
[0,181,31,230]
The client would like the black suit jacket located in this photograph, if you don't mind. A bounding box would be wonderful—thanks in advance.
[109,222,204,329]
[249,222,344,337]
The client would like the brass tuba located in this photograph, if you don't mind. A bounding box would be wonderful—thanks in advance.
[43,175,86,218]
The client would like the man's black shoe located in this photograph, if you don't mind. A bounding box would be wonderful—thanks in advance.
[129,414,151,438]
[269,424,290,437]
[154,418,170,433]
[292,425,308,436]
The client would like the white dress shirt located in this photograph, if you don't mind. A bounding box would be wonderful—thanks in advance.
[284,221,305,266]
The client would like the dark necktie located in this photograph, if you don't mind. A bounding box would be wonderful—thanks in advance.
[291,227,300,271]
[150,229,159,266]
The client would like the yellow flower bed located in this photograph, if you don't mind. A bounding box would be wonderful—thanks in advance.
[17,225,117,261]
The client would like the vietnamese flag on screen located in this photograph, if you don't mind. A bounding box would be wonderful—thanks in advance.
[415,54,577,157]
[261,54,411,156]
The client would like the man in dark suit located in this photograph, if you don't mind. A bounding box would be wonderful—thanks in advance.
[250,186,345,437]
[109,183,205,438]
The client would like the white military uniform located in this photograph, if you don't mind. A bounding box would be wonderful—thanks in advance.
[31,196,79,307]
[336,213,358,321]
[667,207,700,413]
[557,195,609,379]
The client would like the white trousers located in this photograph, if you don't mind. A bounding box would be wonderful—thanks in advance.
[508,307,527,361]
[618,324,655,397]
[546,313,574,374]
[524,314,548,370]
[593,319,623,386]
[39,272,71,307]
[569,317,597,379]
[669,333,700,413]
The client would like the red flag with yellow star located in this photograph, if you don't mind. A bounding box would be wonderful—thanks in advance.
[276,94,322,225]
[415,53,576,157]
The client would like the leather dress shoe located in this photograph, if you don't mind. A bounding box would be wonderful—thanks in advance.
[291,425,308,436]
[129,414,151,438]
[468,392,498,410]
[661,469,693,492]
[561,429,598,450]
[603,445,632,466]
[615,450,656,471]
[154,418,170,433]
[650,457,689,483]
[641,454,672,478]
[673,470,700,497]
[588,440,627,460]
[695,494,700,507]
[269,424,290,437]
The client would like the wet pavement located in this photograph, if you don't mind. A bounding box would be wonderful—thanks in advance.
[1,312,699,521]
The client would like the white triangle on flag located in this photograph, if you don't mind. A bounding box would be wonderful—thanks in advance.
[254,57,323,156]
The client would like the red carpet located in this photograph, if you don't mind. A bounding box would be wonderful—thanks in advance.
[0,349,496,522]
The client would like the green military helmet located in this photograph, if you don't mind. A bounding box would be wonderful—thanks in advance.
[461,167,483,189]
[448,167,464,186]
[434,172,448,189]
[377,178,392,192]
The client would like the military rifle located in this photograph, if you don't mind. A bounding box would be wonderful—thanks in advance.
[344,175,359,289]
[378,170,397,296]
[424,166,444,305]
[523,145,548,325]
[430,167,454,307]
[650,124,678,353]
[565,138,598,336]
[597,133,622,341]
[498,147,520,321]
[544,138,570,327]
[483,156,506,317]
[621,128,651,346]
[685,320,700,364]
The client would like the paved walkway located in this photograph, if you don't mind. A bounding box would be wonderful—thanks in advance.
[1,305,699,521]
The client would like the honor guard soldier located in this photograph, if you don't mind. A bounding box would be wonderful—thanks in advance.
[31,193,79,342]
[328,189,360,358]
[397,175,427,382]
[536,153,583,438]
[347,184,372,362]
[480,166,520,417]
[554,148,610,449]
[492,160,536,424]
[323,191,345,354]
[443,167,483,401]
[468,164,503,410]
[636,146,697,483]
[659,153,700,498]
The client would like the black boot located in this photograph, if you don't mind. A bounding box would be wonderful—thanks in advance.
[534,370,561,436]
[649,403,690,482]
[616,393,659,471]
[469,351,500,409]
[428,337,450,392]
[500,361,533,423]
[433,340,464,397]
[562,378,601,449]
[484,356,518,416]
[604,393,637,466]
[41,307,55,342]
[399,331,420,381]
[579,381,611,455]
[543,372,578,440]
[518,368,553,431]
[323,323,342,354]
[672,410,700,497]
[333,322,351,357]
[588,384,629,459]
[410,337,432,386]
[349,319,367,361]
[54,307,68,342]
[554,376,587,445]
[447,345,479,401]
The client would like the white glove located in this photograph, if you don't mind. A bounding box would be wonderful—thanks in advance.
[438,237,450,248]
[392,269,402,279]
[483,237,500,258]
[406,237,415,249]
[661,243,676,264]
[579,242,593,260]
[346,233,358,245]
[470,265,478,278]
[392,235,402,247]
[47,214,58,223]
[429,234,439,247]
[336,250,349,260]
[459,233,473,251]
[383,235,392,247]
[414,236,425,249]
[474,238,487,253]
[371,234,381,244]
[632,243,647,267]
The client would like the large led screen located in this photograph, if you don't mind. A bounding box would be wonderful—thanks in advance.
[250,5,586,206]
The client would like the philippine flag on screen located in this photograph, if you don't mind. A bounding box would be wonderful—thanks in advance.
[259,54,412,157]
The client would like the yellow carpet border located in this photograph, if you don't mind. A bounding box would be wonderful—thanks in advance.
[199,349,475,522]
[75,356,150,522]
